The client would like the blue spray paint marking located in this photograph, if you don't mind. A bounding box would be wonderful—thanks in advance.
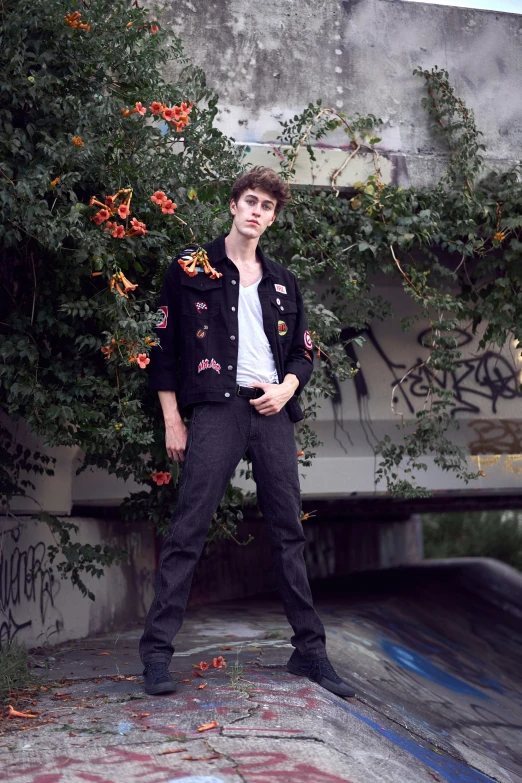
[336,701,497,783]
[116,721,133,735]
[382,639,490,700]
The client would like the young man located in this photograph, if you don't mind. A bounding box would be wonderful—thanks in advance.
[140,166,354,698]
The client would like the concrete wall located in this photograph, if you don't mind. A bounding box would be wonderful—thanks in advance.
[156,0,522,187]
[0,514,155,648]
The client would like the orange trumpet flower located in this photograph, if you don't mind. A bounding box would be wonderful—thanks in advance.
[178,247,222,280]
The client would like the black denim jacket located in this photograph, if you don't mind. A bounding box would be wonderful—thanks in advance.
[148,233,314,422]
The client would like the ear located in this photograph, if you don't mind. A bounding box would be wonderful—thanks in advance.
[230,198,237,215]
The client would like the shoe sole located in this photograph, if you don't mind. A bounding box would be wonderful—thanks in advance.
[144,681,177,695]
[311,675,355,698]
[287,663,309,677]
[287,663,355,698]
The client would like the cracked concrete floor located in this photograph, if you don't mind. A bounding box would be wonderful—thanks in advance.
[1,561,521,783]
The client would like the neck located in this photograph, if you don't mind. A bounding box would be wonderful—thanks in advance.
[225,224,259,265]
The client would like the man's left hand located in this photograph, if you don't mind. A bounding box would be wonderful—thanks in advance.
[249,375,299,416]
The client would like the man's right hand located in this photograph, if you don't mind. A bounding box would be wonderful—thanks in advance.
[165,417,188,462]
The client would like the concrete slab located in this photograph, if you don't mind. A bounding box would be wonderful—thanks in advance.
[1,560,522,783]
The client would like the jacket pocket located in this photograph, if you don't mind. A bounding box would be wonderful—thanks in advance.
[180,275,223,317]
[270,295,298,341]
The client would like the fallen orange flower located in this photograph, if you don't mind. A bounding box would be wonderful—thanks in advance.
[7,705,38,719]
[197,720,219,732]
[212,656,226,669]
[184,754,221,761]
[197,683,208,689]
[192,670,204,678]
[193,660,210,671]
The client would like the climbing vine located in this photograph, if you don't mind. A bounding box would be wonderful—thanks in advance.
[1,0,521,598]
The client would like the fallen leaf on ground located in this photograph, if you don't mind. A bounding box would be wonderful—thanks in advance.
[197,683,208,689]
[197,720,219,732]
[184,754,221,761]
[7,705,38,719]
[97,652,111,656]
[192,671,204,678]
[220,647,233,651]
[212,656,226,669]
[159,748,187,755]
[138,713,150,719]
[179,679,190,683]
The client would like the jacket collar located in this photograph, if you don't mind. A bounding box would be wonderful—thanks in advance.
[206,233,279,279]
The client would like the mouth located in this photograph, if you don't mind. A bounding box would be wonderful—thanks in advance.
[247,220,259,225]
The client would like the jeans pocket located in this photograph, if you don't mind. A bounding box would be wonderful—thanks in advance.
[191,403,208,424]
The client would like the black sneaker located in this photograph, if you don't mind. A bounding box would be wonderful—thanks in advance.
[287,650,355,698]
[143,662,177,695]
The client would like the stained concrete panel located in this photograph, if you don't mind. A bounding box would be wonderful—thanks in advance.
[155,0,522,186]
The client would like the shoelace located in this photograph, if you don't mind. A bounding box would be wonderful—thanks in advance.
[308,658,342,683]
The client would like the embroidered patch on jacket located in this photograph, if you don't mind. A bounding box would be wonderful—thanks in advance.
[198,357,221,374]
[156,306,168,328]
[278,320,288,337]
[304,330,313,349]
[303,349,312,361]
[274,283,287,295]
[196,328,207,339]
[194,301,208,312]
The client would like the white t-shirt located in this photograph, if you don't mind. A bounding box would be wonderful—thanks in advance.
[236,279,279,387]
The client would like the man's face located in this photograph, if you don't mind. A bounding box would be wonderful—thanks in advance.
[230,188,276,239]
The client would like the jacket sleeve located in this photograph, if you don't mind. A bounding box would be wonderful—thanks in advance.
[148,266,180,392]
[283,276,314,395]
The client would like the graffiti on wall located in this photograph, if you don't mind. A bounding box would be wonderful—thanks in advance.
[0,519,62,647]
[330,325,522,456]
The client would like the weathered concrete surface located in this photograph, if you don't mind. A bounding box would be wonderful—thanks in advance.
[1,559,521,782]
[155,0,522,187]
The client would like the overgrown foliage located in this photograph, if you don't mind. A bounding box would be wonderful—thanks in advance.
[423,511,522,571]
[1,0,522,599]
[0,642,38,704]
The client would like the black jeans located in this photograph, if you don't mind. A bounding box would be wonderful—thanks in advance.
[139,394,326,665]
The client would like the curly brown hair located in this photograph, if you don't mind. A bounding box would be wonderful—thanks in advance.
[230,166,291,215]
